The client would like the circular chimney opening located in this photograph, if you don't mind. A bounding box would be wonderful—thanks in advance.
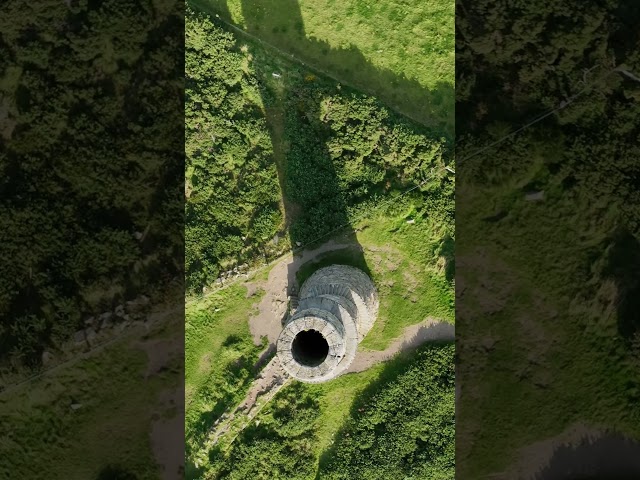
[291,329,329,367]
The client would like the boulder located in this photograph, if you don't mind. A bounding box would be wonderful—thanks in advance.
[74,330,85,345]
[42,351,54,365]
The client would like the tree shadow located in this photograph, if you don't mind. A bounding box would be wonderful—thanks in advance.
[602,228,640,342]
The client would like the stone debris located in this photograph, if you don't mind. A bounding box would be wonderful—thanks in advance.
[85,328,97,343]
[74,330,86,345]
[525,190,545,201]
[115,304,125,318]
[42,351,54,365]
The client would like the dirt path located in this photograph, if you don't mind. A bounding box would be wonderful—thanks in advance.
[207,356,290,449]
[493,423,640,479]
[347,317,454,373]
[246,239,360,346]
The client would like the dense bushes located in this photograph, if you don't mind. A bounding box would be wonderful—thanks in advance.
[185,8,281,293]
[0,0,183,367]
[283,83,450,246]
[211,344,455,480]
[319,343,455,480]
[185,8,452,294]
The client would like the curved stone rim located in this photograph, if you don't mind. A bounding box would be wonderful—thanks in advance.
[277,312,348,382]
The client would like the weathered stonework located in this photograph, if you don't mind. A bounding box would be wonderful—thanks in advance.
[276,265,379,383]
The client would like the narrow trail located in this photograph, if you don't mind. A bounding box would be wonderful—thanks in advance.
[347,317,454,373]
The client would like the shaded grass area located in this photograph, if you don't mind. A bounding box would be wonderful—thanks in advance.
[191,0,454,136]
[456,140,640,476]
[185,284,267,478]
[0,314,183,480]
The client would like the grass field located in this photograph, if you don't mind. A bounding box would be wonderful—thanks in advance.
[456,156,640,476]
[0,310,183,479]
[190,0,454,136]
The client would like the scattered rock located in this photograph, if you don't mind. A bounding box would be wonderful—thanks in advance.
[84,316,96,327]
[42,351,54,365]
[85,328,97,343]
[406,219,415,224]
[115,304,125,317]
[296,241,302,247]
[74,330,86,345]
[70,403,83,410]
[100,312,114,329]
[525,190,545,201]
[133,231,143,240]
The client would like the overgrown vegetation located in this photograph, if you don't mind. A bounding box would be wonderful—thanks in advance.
[0,0,183,369]
[185,12,281,293]
[185,7,452,295]
[203,343,454,480]
[456,0,640,476]
[185,284,266,475]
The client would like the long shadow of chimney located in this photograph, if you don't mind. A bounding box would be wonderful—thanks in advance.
[194,0,454,137]
[188,0,455,476]
[206,0,453,313]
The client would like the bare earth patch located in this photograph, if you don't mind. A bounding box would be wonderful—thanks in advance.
[347,317,454,373]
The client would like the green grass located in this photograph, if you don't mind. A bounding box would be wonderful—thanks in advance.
[0,315,183,480]
[357,213,454,349]
[215,342,454,479]
[190,0,454,137]
[185,284,268,477]
[456,145,640,476]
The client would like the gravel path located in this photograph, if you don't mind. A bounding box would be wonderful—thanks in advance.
[347,318,454,373]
